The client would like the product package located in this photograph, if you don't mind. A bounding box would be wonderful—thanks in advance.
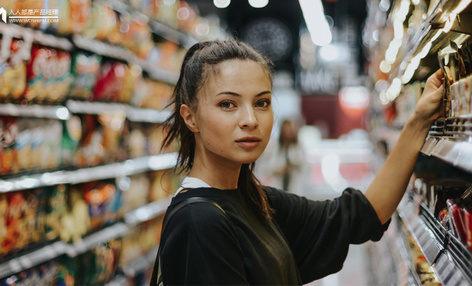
[68,52,102,101]
[0,37,28,103]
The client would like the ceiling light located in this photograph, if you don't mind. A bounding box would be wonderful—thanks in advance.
[248,0,269,8]
[214,0,230,8]
[299,0,332,46]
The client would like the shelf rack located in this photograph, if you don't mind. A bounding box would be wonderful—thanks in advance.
[397,194,472,286]
[0,152,177,193]
[0,195,171,279]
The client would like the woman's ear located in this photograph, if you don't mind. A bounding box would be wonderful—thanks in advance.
[180,104,199,132]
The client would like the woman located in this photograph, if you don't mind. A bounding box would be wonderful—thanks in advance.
[151,40,444,285]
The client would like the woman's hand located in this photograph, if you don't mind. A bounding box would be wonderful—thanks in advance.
[411,69,445,125]
[365,69,445,224]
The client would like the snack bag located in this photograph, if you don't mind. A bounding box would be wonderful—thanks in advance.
[24,188,47,245]
[0,37,28,103]
[1,117,18,175]
[84,181,116,230]
[50,50,72,103]
[4,192,26,254]
[0,194,7,256]
[92,61,127,102]
[24,45,53,103]
[60,186,90,242]
[45,184,67,240]
[68,52,101,100]
[15,118,33,172]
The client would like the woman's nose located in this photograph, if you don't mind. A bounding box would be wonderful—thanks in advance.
[239,106,258,129]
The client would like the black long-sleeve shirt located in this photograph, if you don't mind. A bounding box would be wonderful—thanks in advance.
[156,186,389,285]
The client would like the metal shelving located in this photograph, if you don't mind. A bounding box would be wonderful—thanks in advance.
[397,195,472,286]
[0,196,170,279]
[0,153,177,193]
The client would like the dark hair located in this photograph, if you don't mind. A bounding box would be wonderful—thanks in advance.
[161,40,274,219]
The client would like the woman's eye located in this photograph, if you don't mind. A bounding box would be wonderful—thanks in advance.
[218,101,235,109]
[256,99,271,108]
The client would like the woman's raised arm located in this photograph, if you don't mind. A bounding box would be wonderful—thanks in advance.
[364,69,445,224]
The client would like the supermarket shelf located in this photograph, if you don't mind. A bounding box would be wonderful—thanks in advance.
[421,137,472,173]
[123,247,159,277]
[0,104,70,120]
[0,153,178,193]
[66,100,172,123]
[0,196,169,279]
[73,222,123,253]
[397,196,472,285]
[98,0,198,49]
[0,241,67,279]
[72,35,178,84]
[0,22,73,51]
[72,34,134,62]
[64,222,130,257]
[125,196,171,226]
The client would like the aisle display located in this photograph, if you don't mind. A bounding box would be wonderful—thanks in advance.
[365,0,472,284]
[0,0,228,284]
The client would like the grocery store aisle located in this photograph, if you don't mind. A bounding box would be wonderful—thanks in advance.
[297,135,377,286]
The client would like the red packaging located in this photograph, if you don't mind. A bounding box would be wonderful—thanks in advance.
[4,192,25,254]
[447,199,467,244]
[25,45,54,103]
[464,207,472,252]
[92,61,127,102]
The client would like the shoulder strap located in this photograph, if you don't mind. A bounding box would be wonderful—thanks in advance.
[150,197,227,286]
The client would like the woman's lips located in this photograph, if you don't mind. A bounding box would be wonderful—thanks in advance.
[236,137,261,149]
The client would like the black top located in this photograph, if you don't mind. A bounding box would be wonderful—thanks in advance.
[157,186,389,285]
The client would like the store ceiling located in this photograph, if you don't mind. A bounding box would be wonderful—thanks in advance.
[187,0,369,74]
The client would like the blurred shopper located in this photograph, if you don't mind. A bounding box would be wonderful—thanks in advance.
[267,118,306,194]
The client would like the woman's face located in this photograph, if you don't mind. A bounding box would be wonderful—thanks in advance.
[193,59,273,167]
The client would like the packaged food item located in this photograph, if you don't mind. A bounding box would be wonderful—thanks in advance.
[462,206,472,252]
[76,240,121,285]
[4,192,26,254]
[68,52,101,101]
[0,194,7,257]
[118,173,150,217]
[131,79,173,110]
[42,119,63,170]
[45,184,67,240]
[50,50,72,103]
[1,117,18,175]
[83,181,117,230]
[92,61,128,102]
[24,188,47,245]
[98,113,127,162]
[0,37,28,103]
[15,118,33,173]
[118,64,140,103]
[61,115,82,167]
[24,45,53,103]
[128,124,147,159]
[74,114,103,167]
[60,186,90,242]
[149,170,175,202]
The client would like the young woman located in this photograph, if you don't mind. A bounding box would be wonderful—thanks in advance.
[151,40,444,285]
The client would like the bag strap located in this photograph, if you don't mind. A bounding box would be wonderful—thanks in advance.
[150,197,227,286]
